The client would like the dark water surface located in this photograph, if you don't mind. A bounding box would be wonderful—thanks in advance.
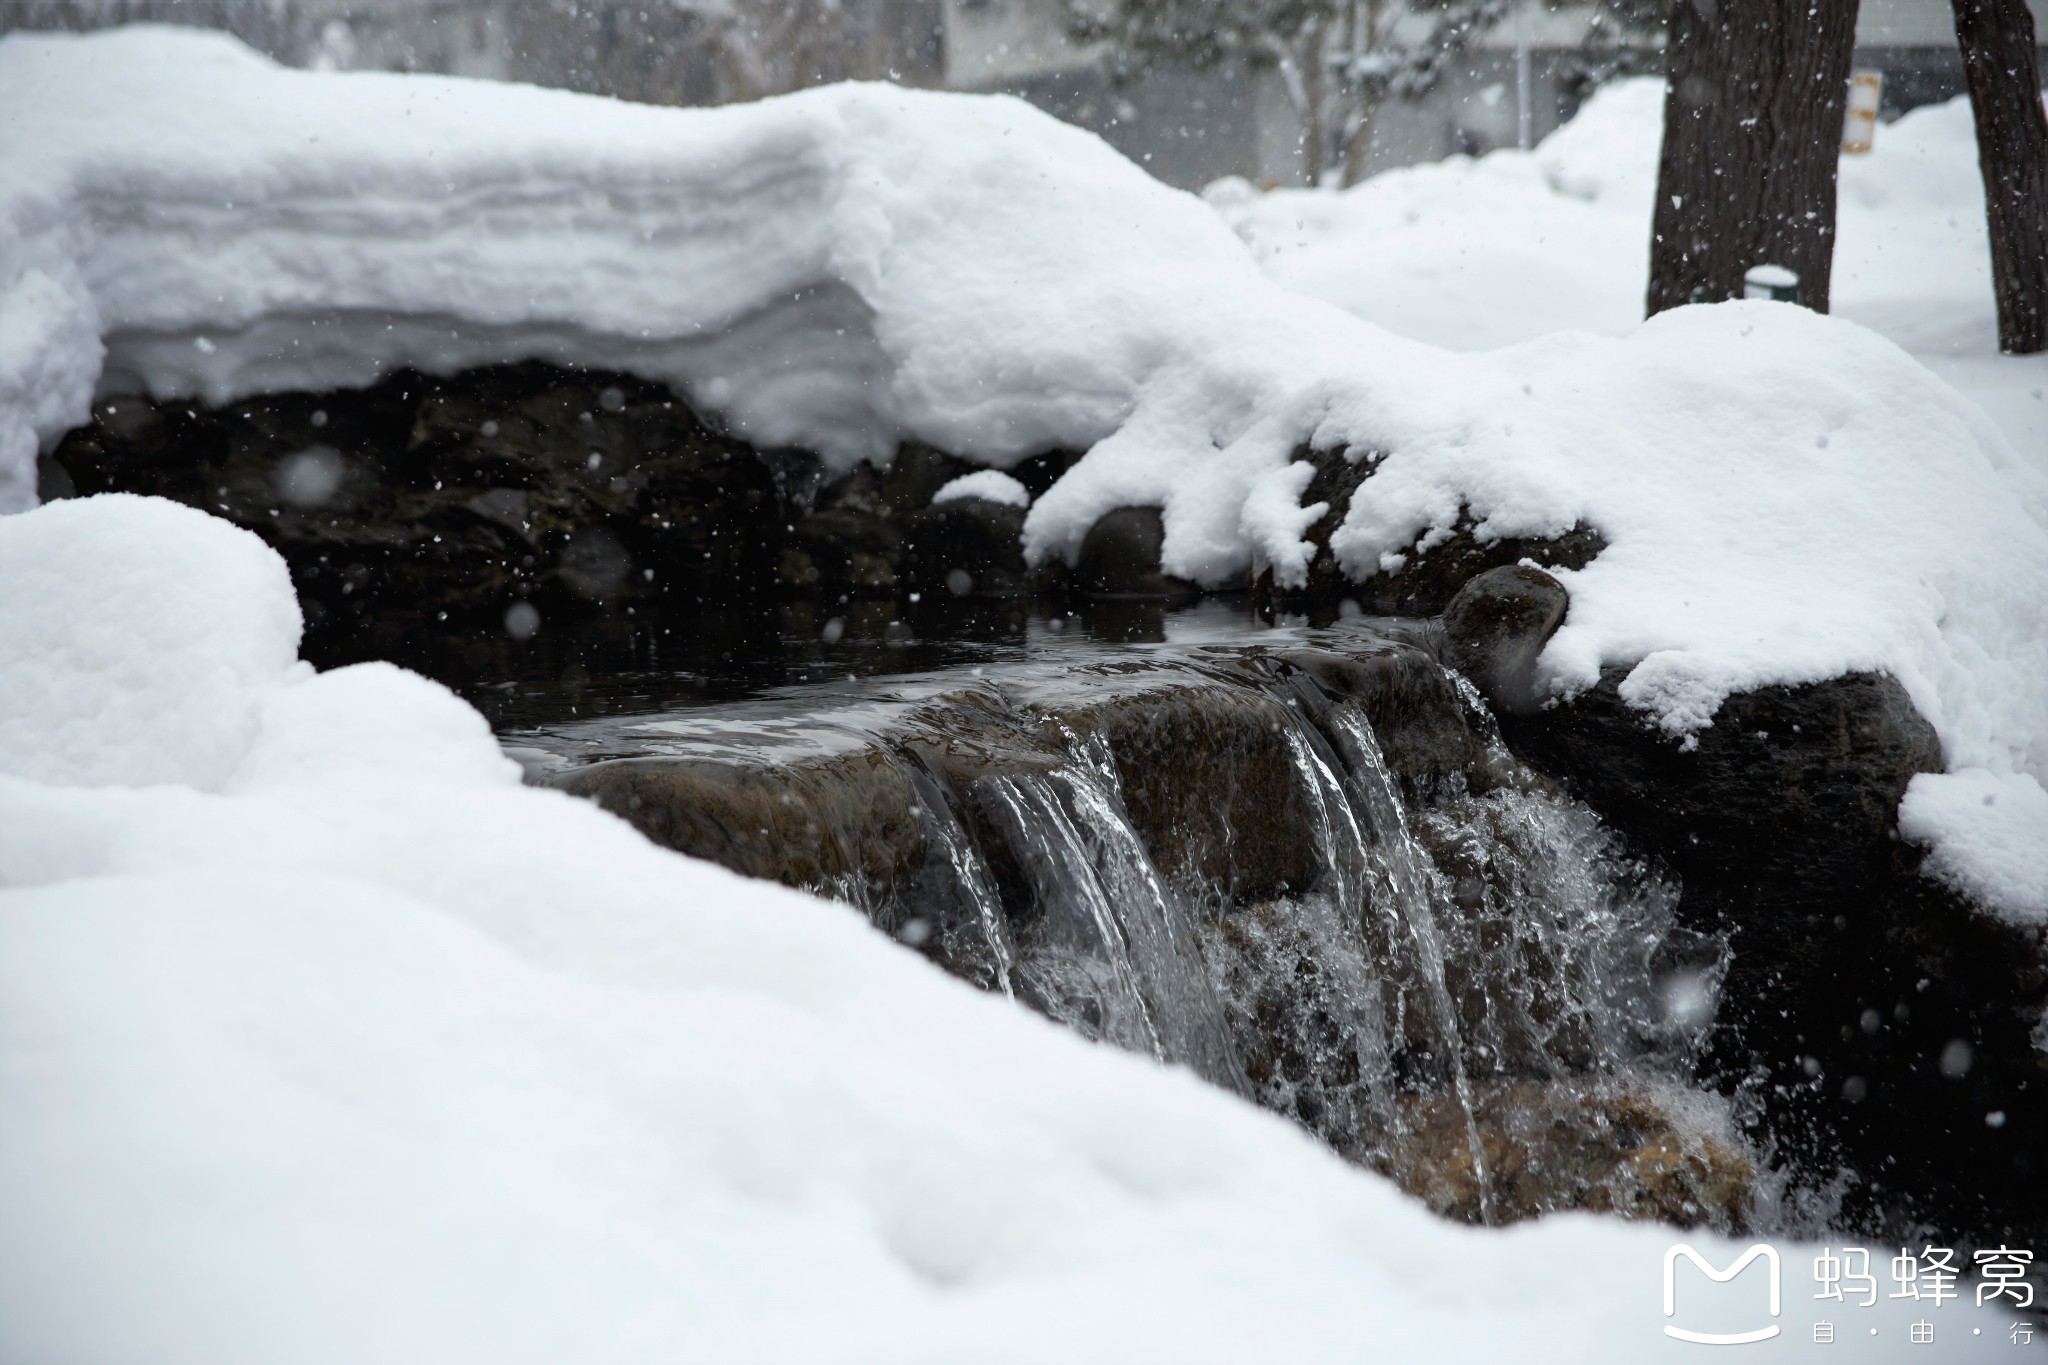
[305,594,1342,733]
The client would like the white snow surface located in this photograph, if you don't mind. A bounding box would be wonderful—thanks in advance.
[2,492,2012,1364]
[932,468,1032,508]
[0,32,2041,904]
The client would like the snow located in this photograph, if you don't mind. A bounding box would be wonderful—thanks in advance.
[0,37,2041,900]
[1,491,2012,1364]
[1217,79,2048,921]
[932,469,1032,508]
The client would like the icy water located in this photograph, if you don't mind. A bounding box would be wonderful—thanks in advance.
[485,600,1753,1229]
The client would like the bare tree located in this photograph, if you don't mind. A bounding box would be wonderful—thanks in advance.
[1069,0,1516,187]
[1645,0,1862,315]
[1949,0,2048,354]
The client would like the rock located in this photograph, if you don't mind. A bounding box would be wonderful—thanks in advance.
[1271,638,1487,791]
[551,745,924,902]
[1440,565,1570,714]
[1029,671,1323,902]
[47,363,785,632]
[1350,513,1604,617]
[1503,668,2048,1239]
[1380,1080,1755,1230]
[1073,506,1200,600]
[903,496,1028,598]
[1249,444,1605,615]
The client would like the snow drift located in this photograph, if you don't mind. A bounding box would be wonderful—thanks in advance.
[0,487,2012,1365]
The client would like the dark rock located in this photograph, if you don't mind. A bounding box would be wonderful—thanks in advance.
[904,496,1028,598]
[553,745,924,901]
[47,364,785,632]
[1072,506,1200,600]
[1249,444,1605,615]
[1502,667,2048,1239]
[1029,670,1322,902]
[1440,565,1570,714]
[1271,638,1486,790]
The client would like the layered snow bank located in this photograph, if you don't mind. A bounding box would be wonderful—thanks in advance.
[0,27,2042,917]
[3,492,2012,1363]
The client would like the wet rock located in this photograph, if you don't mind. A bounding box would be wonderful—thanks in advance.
[1272,638,1485,790]
[1027,670,1321,902]
[1381,1081,1754,1230]
[552,745,923,902]
[1073,506,1200,600]
[1440,565,1570,714]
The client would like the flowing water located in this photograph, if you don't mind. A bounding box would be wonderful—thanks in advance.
[508,608,1750,1228]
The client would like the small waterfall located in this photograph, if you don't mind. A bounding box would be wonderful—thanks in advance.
[538,639,1736,1227]
[897,758,1016,1000]
[1317,704,1495,1222]
[969,743,1246,1093]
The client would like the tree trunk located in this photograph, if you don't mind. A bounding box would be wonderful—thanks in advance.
[1646,0,1863,316]
[1950,0,2048,354]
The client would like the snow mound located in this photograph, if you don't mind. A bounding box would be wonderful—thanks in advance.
[0,493,304,790]
[932,469,1031,508]
[1,491,2004,1362]
[0,27,2042,915]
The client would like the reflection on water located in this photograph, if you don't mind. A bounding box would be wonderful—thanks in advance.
[306,594,1325,730]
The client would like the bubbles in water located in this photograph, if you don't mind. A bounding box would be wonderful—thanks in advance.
[1939,1038,1975,1079]
[309,409,328,429]
[1338,598,1362,619]
[479,419,500,438]
[899,918,932,947]
[1859,1008,1882,1035]
[598,386,626,413]
[883,620,914,647]
[946,568,974,596]
[274,446,345,508]
[1842,1076,1868,1103]
[504,602,541,640]
[820,616,845,644]
[586,452,603,470]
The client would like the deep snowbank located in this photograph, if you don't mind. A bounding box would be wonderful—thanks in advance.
[0,28,2042,913]
[0,493,2007,1363]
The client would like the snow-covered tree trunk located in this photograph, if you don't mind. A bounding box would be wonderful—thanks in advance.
[1645,0,1863,315]
[1950,0,2048,354]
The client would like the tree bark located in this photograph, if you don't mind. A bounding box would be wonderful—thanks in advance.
[1950,0,2048,354]
[1646,0,1863,316]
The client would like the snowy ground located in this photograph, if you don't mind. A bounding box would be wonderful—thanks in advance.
[1214,77,2048,466]
[1,30,2045,1361]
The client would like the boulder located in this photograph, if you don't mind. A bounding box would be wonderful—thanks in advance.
[1073,506,1200,600]
[1439,564,1570,714]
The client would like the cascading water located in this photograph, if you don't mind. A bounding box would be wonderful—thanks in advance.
[527,628,1747,1228]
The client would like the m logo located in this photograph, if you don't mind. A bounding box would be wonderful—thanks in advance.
[1663,1244,1782,1345]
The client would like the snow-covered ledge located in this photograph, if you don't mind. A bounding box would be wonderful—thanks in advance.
[1,25,2044,918]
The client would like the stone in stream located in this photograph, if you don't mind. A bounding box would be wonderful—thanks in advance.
[1072,506,1201,600]
[1439,564,1570,715]
[1383,1080,1755,1230]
